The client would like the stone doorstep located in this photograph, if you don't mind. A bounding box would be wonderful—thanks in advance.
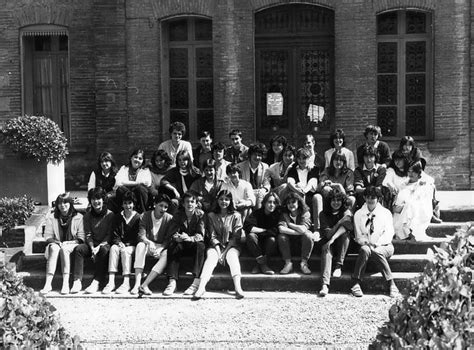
[21,270,419,295]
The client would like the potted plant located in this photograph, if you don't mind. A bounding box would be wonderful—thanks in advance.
[0,115,68,205]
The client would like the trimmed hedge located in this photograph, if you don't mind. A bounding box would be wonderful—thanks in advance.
[372,222,473,349]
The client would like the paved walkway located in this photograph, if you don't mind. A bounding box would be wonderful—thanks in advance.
[49,292,394,348]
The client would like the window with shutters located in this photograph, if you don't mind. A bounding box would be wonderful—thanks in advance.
[162,17,213,141]
[21,25,70,140]
[376,10,433,139]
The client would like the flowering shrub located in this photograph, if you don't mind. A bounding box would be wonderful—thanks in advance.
[372,223,473,349]
[0,196,35,232]
[0,263,81,348]
[1,115,68,164]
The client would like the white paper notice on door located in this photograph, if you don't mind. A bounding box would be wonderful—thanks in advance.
[266,93,283,116]
[307,104,324,123]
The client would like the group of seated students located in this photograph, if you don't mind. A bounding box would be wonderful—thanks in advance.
[40,122,439,299]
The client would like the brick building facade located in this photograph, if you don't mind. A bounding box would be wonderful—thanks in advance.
[0,0,472,190]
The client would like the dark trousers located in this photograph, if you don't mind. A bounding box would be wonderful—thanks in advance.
[166,240,205,280]
[352,244,394,282]
[277,232,314,261]
[246,232,277,258]
[116,184,150,213]
[320,233,350,285]
[73,243,110,284]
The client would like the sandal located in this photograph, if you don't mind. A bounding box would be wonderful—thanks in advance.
[351,283,363,297]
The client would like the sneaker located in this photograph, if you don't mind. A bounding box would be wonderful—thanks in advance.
[40,285,52,295]
[184,283,199,296]
[84,280,99,294]
[102,283,115,295]
[60,284,70,295]
[332,268,342,278]
[319,284,329,297]
[280,262,293,274]
[351,283,363,297]
[163,280,177,296]
[192,288,205,300]
[300,261,311,275]
[130,286,139,295]
[70,280,82,294]
[139,286,153,296]
[115,283,130,294]
[312,231,321,242]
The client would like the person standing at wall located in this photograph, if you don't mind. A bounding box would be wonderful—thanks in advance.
[356,125,391,168]
[224,129,249,164]
[158,121,194,167]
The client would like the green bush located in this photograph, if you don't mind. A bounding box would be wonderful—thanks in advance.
[372,222,473,349]
[0,196,35,232]
[1,115,68,164]
[0,263,81,348]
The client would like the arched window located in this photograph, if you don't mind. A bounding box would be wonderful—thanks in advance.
[377,10,433,138]
[255,5,334,144]
[162,17,213,141]
[21,25,70,140]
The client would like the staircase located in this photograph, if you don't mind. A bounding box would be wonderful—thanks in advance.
[13,191,474,296]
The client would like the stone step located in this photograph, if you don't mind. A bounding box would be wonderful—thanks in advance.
[426,222,465,237]
[20,252,429,276]
[20,270,419,295]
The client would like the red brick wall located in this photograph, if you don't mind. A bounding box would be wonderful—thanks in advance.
[0,0,471,190]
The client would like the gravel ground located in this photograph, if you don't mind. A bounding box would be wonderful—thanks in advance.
[50,292,394,348]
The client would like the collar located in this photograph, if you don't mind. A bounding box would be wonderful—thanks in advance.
[363,163,380,171]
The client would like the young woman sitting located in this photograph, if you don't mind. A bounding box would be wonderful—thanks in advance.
[88,152,118,212]
[190,158,224,212]
[71,187,115,294]
[392,161,434,241]
[114,148,152,213]
[136,194,174,296]
[318,190,353,296]
[244,191,282,275]
[149,149,173,198]
[102,191,140,295]
[277,192,319,275]
[318,151,356,211]
[324,129,355,171]
[264,145,295,198]
[193,190,245,300]
[264,135,287,165]
[160,149,201,213]
[41,193,85,295]
[382,150,409,210]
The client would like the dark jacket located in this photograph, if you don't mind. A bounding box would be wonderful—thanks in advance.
[112,212,140,246]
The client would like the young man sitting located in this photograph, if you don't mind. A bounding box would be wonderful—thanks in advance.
[351,186,399,298]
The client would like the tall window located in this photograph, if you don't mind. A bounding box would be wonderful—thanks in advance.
[377,10,433,138]
[255,5,334,145]
[22,26,70,139]
[162,17,213,141]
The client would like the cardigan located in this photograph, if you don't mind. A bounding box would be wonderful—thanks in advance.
[44,213,85,244]
[111,211,141,246]
[88,169,116,193]
[264,161,293,188]
[319,168,355,195]
[137,210,174,245]
[354,164,386,190]
[206,211,243,250]
[278,210,312,231]
[237,160,270,191]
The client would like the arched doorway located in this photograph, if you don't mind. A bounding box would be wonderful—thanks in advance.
[255,4,335,146]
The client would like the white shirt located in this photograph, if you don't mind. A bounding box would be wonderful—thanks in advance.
[158,139,194,167]
[354,203,394,247]
[151,211,163,242]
